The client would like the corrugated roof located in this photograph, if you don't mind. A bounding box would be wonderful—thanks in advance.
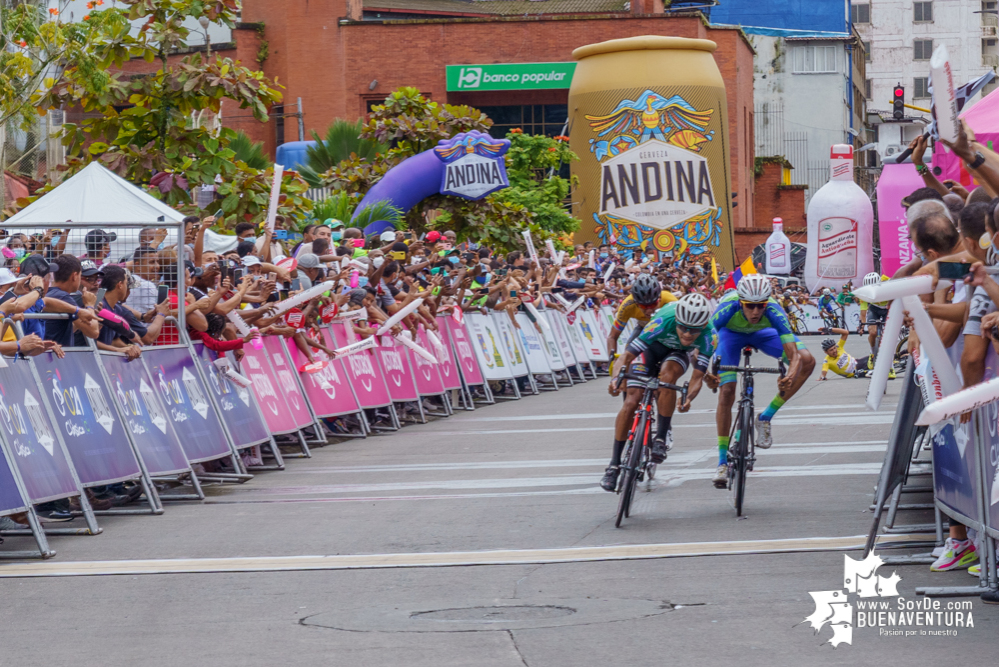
[363,0,630,17]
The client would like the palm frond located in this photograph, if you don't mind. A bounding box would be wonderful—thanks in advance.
[310,192,404,229]
[305,119,387,178]
[229,131,270,170]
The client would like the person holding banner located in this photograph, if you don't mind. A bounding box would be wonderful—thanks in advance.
[710,275,815,486]
[601,293,714,491]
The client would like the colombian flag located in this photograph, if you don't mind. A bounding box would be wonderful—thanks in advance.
[722,256,757,291]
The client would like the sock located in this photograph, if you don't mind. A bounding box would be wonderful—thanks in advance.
[718,436,730,466]
[656,415,672,440]
[610,439,626,467]
[870,343,877,356]
[759,395,786,422]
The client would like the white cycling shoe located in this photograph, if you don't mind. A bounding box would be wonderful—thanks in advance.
[755,417,773,449]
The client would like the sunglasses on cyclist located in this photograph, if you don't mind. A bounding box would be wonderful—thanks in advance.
[740,301,768,311]
[676,324,704,335]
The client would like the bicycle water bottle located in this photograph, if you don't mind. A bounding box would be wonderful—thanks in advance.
[804,144,874,292]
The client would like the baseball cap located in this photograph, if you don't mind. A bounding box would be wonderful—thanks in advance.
[0,268,20,286]
[84,229,117,250]
[298,253,321,269]
[21,255,59,277]
[425,230,441,243]
[324,218,345,229]
[242,256,262,267]
[80,260,104,277]
[379,230,397,243]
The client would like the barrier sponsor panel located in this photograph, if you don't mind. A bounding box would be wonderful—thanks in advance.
[513,313,553,375]
[242,344,298,434]
[577,309,610,362]
[144,347,231,463]
[34,351,140,486]
[980,400,999,535]
[192,343,270,449]
[286,338,360,419]
[932,421,982,525]
[546,311,578,368]
[377,335,420,402]
[492,313,530,378]
[0,442,27,514]
[101,354,191,476]
[433,318,463,391]
[532,316,567,373]
[0,361,78,502]
[564,313,593,366]
[412,328,446,396]
[262,336,315,430]
[444,317,485,386]
[327,323,393,409]
[466,312,513,381]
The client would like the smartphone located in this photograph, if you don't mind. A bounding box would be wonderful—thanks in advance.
[267,272,277,282]
[217,260,228,281]
[510,290,518,298]
[352,239,365,248]
[94,288,107,305]
[233,268,244,283]
[290,278,301,291]
[274,230,289,240]
[156,284,169,304]
[938,261,972,280]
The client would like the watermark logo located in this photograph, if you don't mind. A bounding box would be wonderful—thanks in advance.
[799,553,974,648]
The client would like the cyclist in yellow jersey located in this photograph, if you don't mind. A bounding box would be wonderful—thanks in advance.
[605,274,677,363]
[817,328,873,379]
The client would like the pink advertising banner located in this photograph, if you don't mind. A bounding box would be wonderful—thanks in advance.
[241,343,299,434]
[412,327,446,396]
[376,335,419,402]
[328,323,392,409]
[875,162,922,278]
[434,317,463,391]
[286,335,361,419]
[262,336,314,430]
[445,316,485,386]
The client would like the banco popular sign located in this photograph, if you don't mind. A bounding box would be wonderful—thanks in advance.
[598,138,716,230]
[447,63,576,91]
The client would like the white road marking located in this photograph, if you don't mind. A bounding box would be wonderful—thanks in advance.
[459,404,896,423]
[0,534,927,578]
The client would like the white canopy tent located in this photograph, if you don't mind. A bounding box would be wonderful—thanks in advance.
[4,162,183,260]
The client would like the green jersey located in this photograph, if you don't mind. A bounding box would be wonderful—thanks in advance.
[633,302,714,357]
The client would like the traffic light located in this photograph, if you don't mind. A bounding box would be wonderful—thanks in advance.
[893,85,905,120]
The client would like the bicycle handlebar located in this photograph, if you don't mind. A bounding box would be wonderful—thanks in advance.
[615,371,690,404]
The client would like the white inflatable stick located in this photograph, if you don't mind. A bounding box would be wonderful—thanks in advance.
[865,300,904,411]
[396,330,437,364]
[852,275,933,303]
[272,281,336,316]
[916,375,999,425]
[901,294,961,396]
[375,297,424,335]
[333,335,378,359]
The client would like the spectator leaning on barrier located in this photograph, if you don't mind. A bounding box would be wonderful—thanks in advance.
[95,265,142,360]
[43,254,100,347]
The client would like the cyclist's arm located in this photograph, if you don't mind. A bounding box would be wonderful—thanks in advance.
[606,327,623,358]
[709,298,737,332]
[820,356,830,380]
[830,327,850,344]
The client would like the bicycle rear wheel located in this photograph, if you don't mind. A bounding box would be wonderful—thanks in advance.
[729,405,751,516]
[616,413,647,527]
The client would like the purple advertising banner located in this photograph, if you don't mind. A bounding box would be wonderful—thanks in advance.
[262,336,314,430]
[328,323,392,409]
[932,421,982,526]
[33,351,141,486]
[144,347,231,463]
[101,353,191,476]
[377,335,419,402]
[0,444,28,514]
[0,360,78,502]
[191,343,270,449]
[434,318,463,391]
[980,401,999,535]
[286,335,360,418]
[412,328,446,396]
[241,343,298,434]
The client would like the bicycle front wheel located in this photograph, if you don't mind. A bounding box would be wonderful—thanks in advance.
[616,413,647,528]
[730,405,752,516]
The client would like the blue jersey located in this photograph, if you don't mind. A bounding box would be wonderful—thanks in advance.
[710,291,796,346]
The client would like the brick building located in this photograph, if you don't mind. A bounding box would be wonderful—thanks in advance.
[123,1,765,256]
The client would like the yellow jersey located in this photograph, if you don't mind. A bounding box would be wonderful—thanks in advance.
[822,339,858,377]
[612,291,677,332]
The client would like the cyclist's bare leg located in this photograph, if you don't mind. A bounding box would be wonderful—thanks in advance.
[653,360,684,443]
[867,323,878,357]
[610,387,643,466]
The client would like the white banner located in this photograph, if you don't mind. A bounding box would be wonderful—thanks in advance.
[546,311,580,369]
[513,313,553,375]
[577,309,610,362]
[491,313,531,379]
[522,313,566,372]
[465,312,514,381]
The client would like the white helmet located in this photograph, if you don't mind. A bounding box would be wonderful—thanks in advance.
[675,293,712,328]
[822,288,832,296]
[736,274,772,303]
[863,272,881,287]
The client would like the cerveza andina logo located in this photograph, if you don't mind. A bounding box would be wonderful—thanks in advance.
[798,553,974,647]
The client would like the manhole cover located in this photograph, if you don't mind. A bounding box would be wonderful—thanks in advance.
[412,605,575,623]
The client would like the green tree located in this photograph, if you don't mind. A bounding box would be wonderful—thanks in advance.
[229,130,269,170]
[299,118,387,187]
[310,191,403,229]
[325,87,579,251]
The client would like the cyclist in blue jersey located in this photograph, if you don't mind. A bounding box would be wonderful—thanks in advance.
[709,274,815,488]
[817,288,840,330]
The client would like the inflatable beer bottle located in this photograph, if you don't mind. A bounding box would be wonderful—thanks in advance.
[569,36,736,269]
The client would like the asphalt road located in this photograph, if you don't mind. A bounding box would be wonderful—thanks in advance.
[1,337,995,666]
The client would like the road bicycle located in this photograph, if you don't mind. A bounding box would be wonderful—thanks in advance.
[866,317,910,372]
[712,348,785,517]
[613,371,688,528]
[786,306,805,335]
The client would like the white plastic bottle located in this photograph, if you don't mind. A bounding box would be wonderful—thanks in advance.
[804,144,875,292]
[764,217,792,275]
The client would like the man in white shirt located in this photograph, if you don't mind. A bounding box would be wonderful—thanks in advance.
[126,247,160,314]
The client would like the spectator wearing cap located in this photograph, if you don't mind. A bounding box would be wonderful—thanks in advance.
[79,260,104,295]
[425,230,442,245]
[81,229,117,266]
[379,230,398,249]
[297,253,322,290]
[127,247,161,315]
[43,254,100,347]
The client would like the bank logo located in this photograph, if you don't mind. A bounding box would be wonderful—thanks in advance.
[457,67,482,89]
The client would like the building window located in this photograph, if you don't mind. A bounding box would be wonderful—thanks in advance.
[863,40,871,62]
[986,1,998,10]
[477,104,568,138]
[852,3,870,24]
[914,39,934,61]
[914,2,933,21]
[792,46,838,73]
[914,77,930,99]
[865,79,872,99]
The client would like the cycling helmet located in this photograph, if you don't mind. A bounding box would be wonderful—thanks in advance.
[630,273,661,306]
[862,272,881,287]
[736,274,772,302]
[821,338,838,351]
[822,288,832,296]
[675,293,712,328]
